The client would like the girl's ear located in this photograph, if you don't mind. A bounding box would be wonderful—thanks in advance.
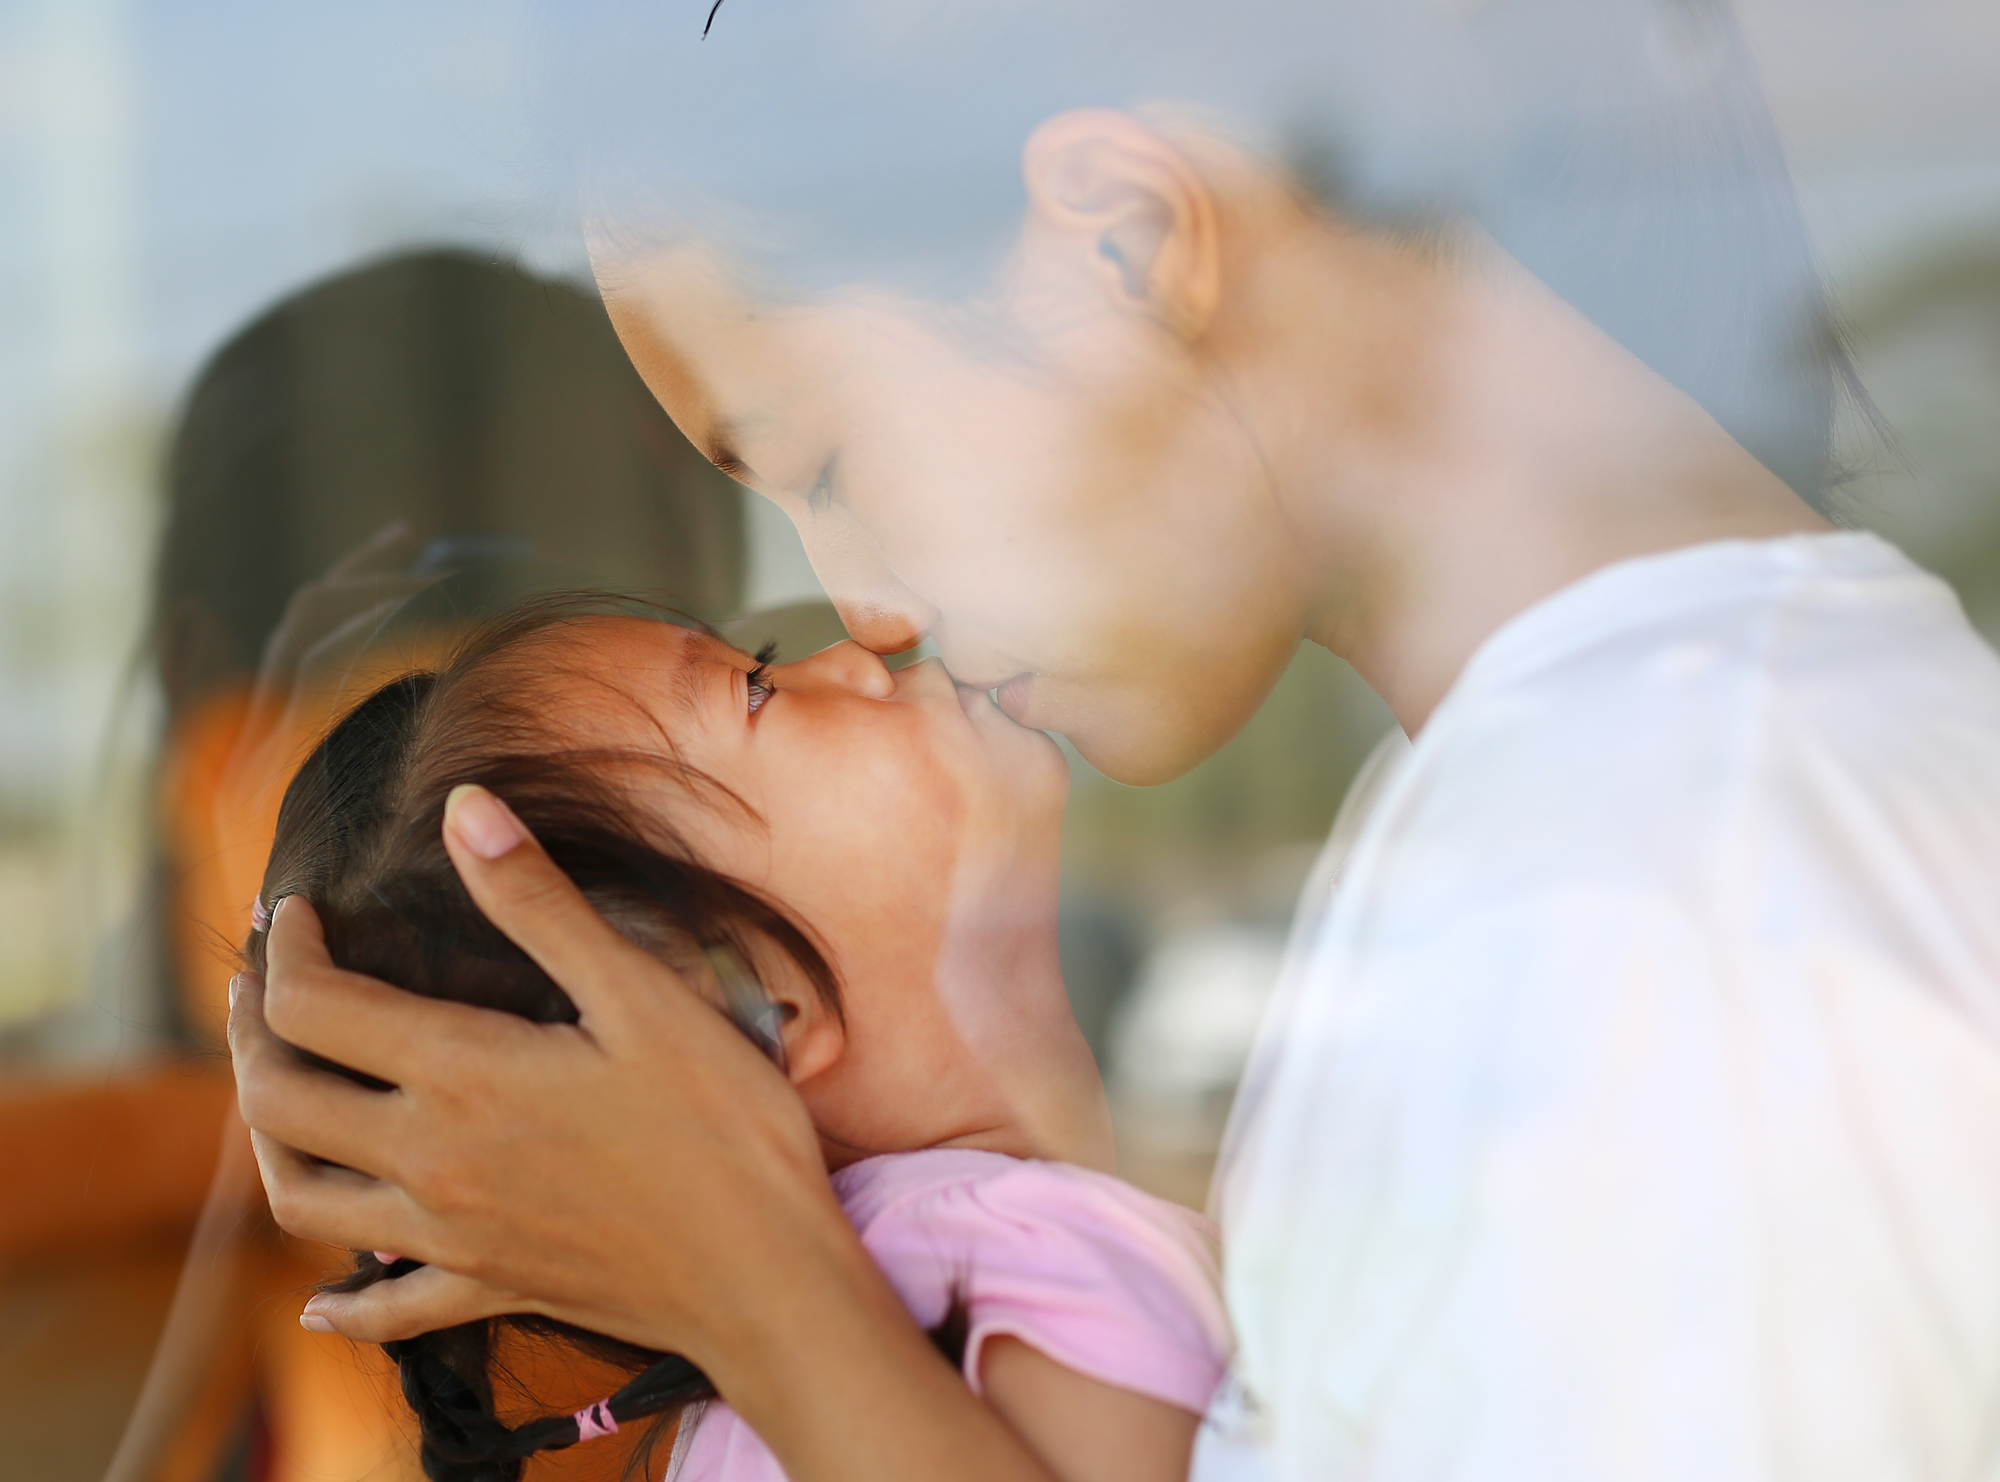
[762,965,845,1086]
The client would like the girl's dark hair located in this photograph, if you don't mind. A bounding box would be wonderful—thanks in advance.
[244,594,839,1482]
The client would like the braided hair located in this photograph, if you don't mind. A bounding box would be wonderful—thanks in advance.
[244,597,841,1481]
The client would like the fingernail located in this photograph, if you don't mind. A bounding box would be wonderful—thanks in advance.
[228,974,245,1008]
[300,1312,336,1334]
[445,784,526,860]
[372,1250,402,1266]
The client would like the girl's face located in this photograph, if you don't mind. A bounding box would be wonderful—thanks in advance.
[533,617,1109,1170]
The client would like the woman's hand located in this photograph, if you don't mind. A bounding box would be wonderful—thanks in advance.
[229,783,839,1370]
[233,784,1066,1482]
[296,1260,529,1340]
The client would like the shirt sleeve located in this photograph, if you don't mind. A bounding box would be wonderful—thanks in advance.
[861,1161,1233,1415]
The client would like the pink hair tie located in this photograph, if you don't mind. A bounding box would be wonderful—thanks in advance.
[251,895,272,932]
[574,1398,619,1442]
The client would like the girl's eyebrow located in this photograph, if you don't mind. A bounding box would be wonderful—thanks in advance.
[670,631,752,717]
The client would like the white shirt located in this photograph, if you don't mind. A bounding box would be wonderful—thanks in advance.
[1196,533,2000,1482]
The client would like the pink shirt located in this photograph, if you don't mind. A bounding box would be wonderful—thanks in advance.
[666,1147,1232,1481]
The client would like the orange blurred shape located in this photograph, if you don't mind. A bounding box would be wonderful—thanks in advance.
[0,1064,232,1269]
[159,686,288,1048]
[162,644,450,1046]
[152,668,436,1482]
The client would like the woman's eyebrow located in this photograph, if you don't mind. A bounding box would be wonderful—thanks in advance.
[702,419,762,487]
[605,303,763,484]
[706,427,758,485]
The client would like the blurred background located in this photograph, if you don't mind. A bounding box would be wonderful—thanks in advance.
[0,0,1995,1478]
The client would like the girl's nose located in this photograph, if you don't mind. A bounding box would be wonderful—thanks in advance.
[769,640,896,699]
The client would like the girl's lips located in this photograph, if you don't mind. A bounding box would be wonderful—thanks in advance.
[994,673,1035,724]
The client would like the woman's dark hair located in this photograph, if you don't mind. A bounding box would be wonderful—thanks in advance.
[244,594,839,1482]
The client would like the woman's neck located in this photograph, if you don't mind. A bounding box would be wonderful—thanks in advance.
[931,878,1115,1173]
[1224,219,1830,734]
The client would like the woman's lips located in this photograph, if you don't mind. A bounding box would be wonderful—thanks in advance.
[993,673,1035,724]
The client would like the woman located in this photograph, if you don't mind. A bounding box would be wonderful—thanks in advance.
[233,3,2000,1478]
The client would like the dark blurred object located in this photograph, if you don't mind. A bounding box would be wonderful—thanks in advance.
[4,249,754,1482]
[152,248,749,1051]
[1055,890,1141,1067]
[152,247,744,723]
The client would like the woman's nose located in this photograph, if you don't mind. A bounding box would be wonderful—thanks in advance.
[792,505,939,656]
[834,595,934,658]
[769,640,896,699]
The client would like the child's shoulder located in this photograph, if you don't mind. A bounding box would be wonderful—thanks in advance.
[833,1146,1217,1253]
[831,1148,1230,1412]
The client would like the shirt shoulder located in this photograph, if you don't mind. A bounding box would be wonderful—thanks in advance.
[1376,534,2000,960]
[1215,537,2000,1479]
[834,1150,1232,1414]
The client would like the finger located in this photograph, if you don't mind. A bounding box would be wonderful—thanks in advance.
[301,1265,532,1343]
[250,587,426,716]
[321,519,417,583]
[292,583,430,669]
[229,969,409,1174]
[271,574,428,643]
[248,1130,423,1253]
[440,784,693,1033]
[254,526,424,683]
[261,896,530,1084]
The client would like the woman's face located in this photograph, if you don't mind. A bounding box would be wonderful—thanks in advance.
[531,617,1103,1166]
[597,245,1310,786]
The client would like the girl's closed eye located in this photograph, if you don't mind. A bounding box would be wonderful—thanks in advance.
[746,640,778,714]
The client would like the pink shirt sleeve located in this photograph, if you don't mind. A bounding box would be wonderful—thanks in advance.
[849,1154,1233,1415]
[672,1152,1234,1482]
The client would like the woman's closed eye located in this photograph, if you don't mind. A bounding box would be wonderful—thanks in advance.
[805,454,838,516]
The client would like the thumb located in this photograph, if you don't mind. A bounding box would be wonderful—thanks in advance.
[301,1265,532,1344]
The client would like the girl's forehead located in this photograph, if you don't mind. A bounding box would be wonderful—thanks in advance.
[543,613,737,664]
[527,614,747,715]
[502,616,736,757]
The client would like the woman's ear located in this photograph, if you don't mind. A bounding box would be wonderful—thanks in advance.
[1019,109,1221,340]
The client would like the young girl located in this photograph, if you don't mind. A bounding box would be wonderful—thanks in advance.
[246,594,1229,1482]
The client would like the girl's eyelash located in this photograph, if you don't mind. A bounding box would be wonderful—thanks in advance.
[745,640,778,714]
[806,455,837,514]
